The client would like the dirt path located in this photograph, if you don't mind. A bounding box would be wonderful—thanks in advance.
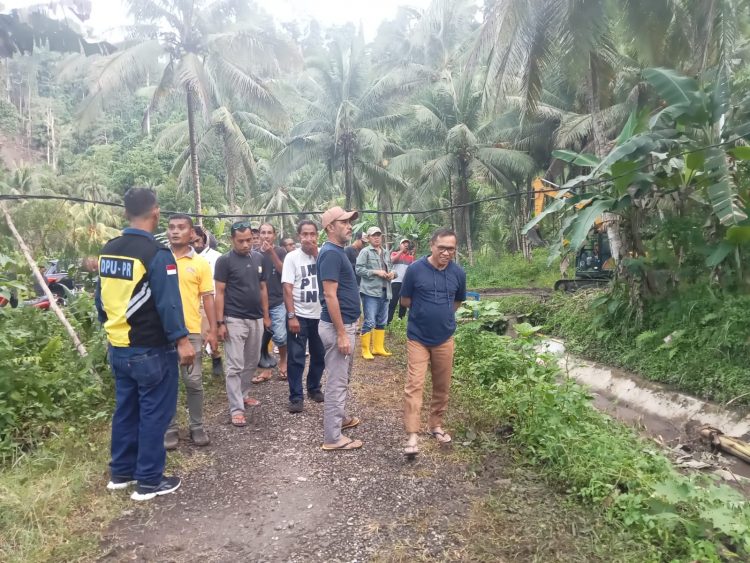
[99,349,477,562]
[98,344,641,563]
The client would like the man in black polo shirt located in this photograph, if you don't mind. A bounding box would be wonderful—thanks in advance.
[214,222,271,427]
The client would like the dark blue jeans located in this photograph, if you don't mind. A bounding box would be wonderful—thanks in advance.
[286,316,325,403]
[108,345,179,486]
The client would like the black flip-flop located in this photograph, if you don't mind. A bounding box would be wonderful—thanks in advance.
[404,443,419,459]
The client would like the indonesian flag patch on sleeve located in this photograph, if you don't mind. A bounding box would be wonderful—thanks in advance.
[166,264,177,275]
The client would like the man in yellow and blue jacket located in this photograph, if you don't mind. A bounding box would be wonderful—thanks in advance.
[95,187,195,501]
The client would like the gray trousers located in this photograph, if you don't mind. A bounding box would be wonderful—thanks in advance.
[319,320,357,443]
[169,333,204,431]
[224,317,263,415]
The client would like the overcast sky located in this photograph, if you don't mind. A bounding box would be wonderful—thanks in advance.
[4,0,435,41]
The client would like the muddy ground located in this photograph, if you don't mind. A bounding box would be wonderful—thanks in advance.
[97,343,643,563]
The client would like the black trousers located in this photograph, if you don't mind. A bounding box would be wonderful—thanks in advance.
[387,282,407,324]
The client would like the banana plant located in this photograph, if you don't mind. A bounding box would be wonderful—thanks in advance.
[524,66,750,285]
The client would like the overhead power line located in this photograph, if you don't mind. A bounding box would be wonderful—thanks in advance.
[0,188,563,219]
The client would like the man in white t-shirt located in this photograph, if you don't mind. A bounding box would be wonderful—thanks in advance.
[281,220,325,413]
[192,226,224,376]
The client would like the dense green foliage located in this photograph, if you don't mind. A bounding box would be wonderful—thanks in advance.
[0,294,109,461]
[465,249,561,289]
[477,290,750,406]
[454,323,750,561]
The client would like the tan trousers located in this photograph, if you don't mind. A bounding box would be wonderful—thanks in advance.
[404,337,455,433]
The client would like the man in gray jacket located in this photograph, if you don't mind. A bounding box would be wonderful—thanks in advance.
[355,226,396,360]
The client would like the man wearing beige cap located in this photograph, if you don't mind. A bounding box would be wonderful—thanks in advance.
[317,206,363,451]
[356,225,395,359]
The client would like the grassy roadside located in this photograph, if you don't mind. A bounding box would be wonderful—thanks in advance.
[0,424,123,562]
[448,322,750,561]
[0,362,221,562]
[382,320,656,562]
[478,290,750,407]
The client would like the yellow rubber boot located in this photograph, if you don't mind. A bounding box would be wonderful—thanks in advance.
[361,332,375,360]
[372,329,392,357]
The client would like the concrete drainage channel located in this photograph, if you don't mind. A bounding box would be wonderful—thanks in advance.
[538,338,750,486]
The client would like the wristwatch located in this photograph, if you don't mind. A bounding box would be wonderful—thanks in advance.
[287,312,296,320]
[217,320,225,326]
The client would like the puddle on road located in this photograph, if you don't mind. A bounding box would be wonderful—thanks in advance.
[539,338,750,482]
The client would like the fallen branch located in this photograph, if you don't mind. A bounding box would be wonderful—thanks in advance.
[700,425,750,465]
[0,201,88,357]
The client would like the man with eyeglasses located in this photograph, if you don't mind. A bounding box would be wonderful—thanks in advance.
[164,214,217,449]
[399,228,466,458]
[214,221,271,427]
[318,206,363,451]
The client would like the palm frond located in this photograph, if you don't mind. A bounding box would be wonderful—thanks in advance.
[177,52,219,122]
[205,55,286,121]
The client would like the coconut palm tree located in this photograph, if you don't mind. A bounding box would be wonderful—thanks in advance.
[156,106,285,210]
[80,0,298,217]
[273,31,427,209]
[389,70,536,263]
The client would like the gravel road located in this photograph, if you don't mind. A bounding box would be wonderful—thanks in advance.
[99,349,475,562]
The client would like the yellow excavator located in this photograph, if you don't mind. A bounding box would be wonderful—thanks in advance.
[532,178,615,291]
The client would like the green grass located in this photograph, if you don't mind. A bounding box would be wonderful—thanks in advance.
[451,323,750,561]
[465,249,561,289]
[481,288,750,407]
[0,424,124,562]
[0,355,222,562]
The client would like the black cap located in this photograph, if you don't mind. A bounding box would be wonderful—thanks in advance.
[123,187,157,218]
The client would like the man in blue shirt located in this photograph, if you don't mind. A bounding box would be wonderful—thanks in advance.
[399,228,466,457]
[96,187,195,500]
[317,206,363,451]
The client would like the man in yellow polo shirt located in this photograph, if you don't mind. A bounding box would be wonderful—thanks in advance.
[165,214,218,448]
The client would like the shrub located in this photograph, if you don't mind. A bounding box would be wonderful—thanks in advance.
[465,249,561,289]
[0,295,110,461]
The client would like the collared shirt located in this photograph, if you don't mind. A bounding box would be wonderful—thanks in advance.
[175,247,214,334]
[214,249,267,320]
[261,246,287,308]
[400,256,466,347]
[95,227,188,347]
[318,241,361,324]
[356,246,393,299]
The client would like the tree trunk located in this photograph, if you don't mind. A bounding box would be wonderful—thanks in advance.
[1,201,88,358]
[343,140,354,209]
[448,173,455,233]
[588,52,625,264]
[455,161,472,264]
[186,86,203,223]
[46,106,50,166]
[145,70,151,138]
[51,110,56,172]
[27,78,31,158]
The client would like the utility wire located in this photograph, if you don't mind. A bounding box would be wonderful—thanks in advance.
[0,136,745,219]
[0,189,563,219]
